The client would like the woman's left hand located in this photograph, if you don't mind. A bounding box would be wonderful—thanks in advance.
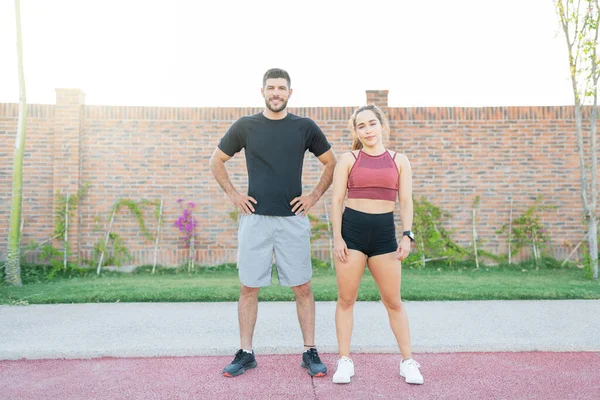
[396,236,412,261]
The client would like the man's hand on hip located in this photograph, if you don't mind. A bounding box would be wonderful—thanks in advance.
[291,193,318,217]
[231,192,257,215]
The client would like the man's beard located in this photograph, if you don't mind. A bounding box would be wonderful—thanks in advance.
[265,97,288,113]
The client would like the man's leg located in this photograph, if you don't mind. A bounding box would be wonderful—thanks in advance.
[222,285,262,378]
[239,284,260,350]
[236,213,273,349]
[223,214,272,377]
[293,281,327,376]
[275,214,315,345]
[291,281,315,347]
[274,215,327,376]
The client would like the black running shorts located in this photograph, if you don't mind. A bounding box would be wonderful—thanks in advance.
[341,207,398,258]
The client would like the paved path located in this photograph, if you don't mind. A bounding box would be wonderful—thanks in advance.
[1,300,598,360]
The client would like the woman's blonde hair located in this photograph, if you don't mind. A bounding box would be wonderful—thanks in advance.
[348,104,391,150]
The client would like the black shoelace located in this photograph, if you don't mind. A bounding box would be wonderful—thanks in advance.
[233,349,247,364]
[307,348,321,363]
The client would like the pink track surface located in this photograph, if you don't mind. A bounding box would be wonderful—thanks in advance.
[1,352,599,400]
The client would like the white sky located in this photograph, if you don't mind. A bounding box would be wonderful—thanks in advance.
[0,0,573,107]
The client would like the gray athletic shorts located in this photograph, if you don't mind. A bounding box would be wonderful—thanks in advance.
[237,213,312,287]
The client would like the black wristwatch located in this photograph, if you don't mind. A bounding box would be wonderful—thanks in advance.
[402,230,415,242]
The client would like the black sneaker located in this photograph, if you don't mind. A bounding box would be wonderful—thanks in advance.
[222,349,257,377]
[301,348,327,377]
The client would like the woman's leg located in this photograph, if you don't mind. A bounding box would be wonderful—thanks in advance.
[367,253,412,359]
[335,250,367,357]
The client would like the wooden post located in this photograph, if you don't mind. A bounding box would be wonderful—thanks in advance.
[64,194,69,271]
[152,198,163,274]
[420,238,426,268]
[508,198,513,264]
[323,199,334,269]
[472,208,479,269]
[188,208,195,273]
[188,235,195,273]
[97,207,117,275]
[562,233,588,266]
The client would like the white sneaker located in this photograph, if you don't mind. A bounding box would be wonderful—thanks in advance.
[332,356,354,384]
[400,358,424,384]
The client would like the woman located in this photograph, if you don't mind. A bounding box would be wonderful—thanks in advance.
[330,104,423,385]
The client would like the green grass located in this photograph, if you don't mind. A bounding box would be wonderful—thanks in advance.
[1,259,599,305]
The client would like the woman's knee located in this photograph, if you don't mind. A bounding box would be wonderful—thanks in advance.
[337,295,357,310]
[381,297,404,312]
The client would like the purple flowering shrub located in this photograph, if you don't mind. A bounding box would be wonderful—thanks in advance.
[175,198,197,247]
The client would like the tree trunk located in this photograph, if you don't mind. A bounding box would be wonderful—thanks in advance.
[589,1,599,279]
[556,0,599,279]
[5,0,27,287]
[419,237,426,268]
[589,217,599,279]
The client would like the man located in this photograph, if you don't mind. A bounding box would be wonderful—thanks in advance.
[210,68,336,378]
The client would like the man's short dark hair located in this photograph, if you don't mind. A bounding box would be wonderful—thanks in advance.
[263,68,291,88]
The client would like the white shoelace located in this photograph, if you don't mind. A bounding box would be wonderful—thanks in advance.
[338,356,353,366]
[403,359,420,368]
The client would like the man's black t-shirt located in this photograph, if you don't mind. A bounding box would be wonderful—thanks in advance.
[218,112,331,216]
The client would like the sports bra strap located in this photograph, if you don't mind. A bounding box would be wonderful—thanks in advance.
[351,151,358,160]
[392,151,397,160]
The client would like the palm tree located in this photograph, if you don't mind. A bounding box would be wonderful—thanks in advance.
[5,0,27,287]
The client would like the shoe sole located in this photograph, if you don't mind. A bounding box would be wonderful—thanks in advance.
[223,361,257,377]
[400,371,424,385]
[333,374,354,384]
[301,362,327,377]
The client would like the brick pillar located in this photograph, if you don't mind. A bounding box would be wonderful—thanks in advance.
[53,89,85,258]
[366,90,389,107]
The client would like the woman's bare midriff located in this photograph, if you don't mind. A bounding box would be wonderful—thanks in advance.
[345,198,396,214]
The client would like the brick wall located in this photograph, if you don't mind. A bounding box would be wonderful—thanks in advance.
[1,103,55,262]
[0,90,594,266]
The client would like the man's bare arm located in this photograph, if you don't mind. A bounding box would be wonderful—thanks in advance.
[210,148,256,214]
[290,149,337,215]
[311,149,337,200]
[209,148,236,197]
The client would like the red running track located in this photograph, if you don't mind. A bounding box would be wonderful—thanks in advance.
[1,352,599,400]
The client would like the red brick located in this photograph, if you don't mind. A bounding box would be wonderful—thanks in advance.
[0,91,595,265]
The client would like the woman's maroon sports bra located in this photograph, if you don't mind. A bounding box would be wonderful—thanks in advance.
[347,150,399,201]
